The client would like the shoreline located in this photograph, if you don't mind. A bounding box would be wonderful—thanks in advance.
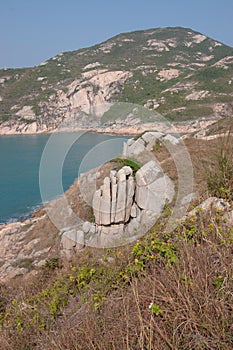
[0,117,218,229]
[0,117,218,137]
[0,203,44,227]
[0,131,131,228]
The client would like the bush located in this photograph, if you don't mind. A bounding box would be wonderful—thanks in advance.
[110,157,142,175]
[207,133,233,200]
[44,257,60,270]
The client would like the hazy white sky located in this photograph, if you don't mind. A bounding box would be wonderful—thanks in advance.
[1,0,233,68]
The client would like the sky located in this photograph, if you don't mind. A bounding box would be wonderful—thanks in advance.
[0,0,233,69]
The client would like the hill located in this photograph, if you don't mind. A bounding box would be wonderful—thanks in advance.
[0,27,233,134]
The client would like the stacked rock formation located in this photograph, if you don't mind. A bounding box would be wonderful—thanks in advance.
[60,132,177,254]
[92,166,135,226]
[90,160,174,247]
[123,131,179,157]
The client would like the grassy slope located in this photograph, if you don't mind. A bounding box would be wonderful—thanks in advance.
[0,27,233,124]
[0,128,233,349]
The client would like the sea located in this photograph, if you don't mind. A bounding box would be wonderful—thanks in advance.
[0,132,129,224]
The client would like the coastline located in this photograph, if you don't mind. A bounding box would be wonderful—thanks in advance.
[0,118,218,137]
[0,117,218,229]
[0,131,130,227]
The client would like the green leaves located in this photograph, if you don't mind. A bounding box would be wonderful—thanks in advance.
[149,302,163,316]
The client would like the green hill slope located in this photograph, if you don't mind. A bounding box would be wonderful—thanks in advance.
[0,27,233,131]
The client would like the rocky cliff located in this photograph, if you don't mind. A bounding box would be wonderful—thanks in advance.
[0,131,177,278]
[1,126,233,281]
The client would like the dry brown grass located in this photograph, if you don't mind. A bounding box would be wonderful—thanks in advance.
[1,205,232,350]
[40,211,233,350]
[1,134,233,350]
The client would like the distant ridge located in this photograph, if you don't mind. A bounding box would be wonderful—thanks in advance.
[0,27,232,134]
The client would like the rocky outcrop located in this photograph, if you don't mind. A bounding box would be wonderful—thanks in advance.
[92,166,135,226]
[60,157,174,253]
[60,132,180,253]
[0,69,132,135]
[0,215,55,282]
[60,227,85,259]
[66,69,132,119]
[90,161,174,247]
[157,69,180,81]
[123,131,179,157]
[213,103,233,118]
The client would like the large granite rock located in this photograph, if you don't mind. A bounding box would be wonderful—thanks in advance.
[61,150,175,252]
[115,169,127,223]
[125,175,135,222]
[100,177,111,225]
[90,160,174,247]
[162,134,179,145]
[123,131,179,157]
[60,227,85,259]
[123,137,146,156]
[135,161,174,213]
[141,131,164,151]
[110,170,117,222]
[93,166,135,226]
[135,160,161,187]
[92,189,101,224]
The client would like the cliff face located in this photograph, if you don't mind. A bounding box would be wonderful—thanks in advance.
[0,69,132,134]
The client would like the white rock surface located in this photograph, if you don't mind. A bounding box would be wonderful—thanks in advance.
[110,173,117,223]
[115,169,127,223]
[162,134,179,145]
[100,177,111,225]
[90,158,174,247]
[123,137,145,156]
[61,229,77,250]
[83,221,92,234]
[142,131,164,150]
[61,228,84,258]
[123,131,179,157]
[135,161,174,213]
[130,203,138,218]
[136,160,161,187]
[92,189,102,225]
[125,175,135,222]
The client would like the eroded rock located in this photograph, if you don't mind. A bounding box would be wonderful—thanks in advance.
[123,131,179,157]
[90,159,174,247]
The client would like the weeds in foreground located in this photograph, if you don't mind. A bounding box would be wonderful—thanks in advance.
[0,203,232,350]
[1,134,233,349]
[207,133,233,200]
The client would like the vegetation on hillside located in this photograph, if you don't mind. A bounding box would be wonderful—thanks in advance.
[0,27,233,125]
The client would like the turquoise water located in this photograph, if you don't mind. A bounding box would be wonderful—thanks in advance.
[0,132,129,224]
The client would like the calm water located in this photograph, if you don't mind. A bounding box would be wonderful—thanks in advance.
[0,132,129,224]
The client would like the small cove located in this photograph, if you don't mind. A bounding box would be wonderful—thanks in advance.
[0,132,129,224]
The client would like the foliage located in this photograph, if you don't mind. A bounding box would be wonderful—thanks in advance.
[44,257,60,270]
[207,134,233,200]
[1,27,233,123]
[133,130,150,141]
[101,101,159,125]
[0,200,233,349]
[149,302,164,316]
[110,156,142,175]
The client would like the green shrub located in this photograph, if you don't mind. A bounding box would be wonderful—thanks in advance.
[133,130,149,141]
[111,157,142,175]
[44,257,60,270]
[207,134,233,200]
